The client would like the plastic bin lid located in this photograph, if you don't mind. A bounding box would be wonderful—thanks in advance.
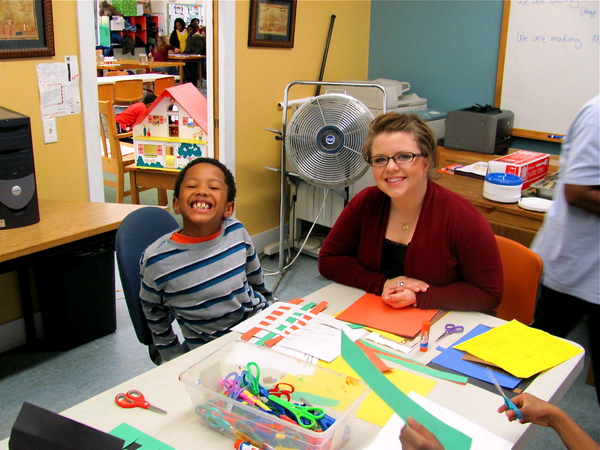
[485,173,523,186]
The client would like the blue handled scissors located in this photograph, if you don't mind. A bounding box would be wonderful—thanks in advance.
[486,368,524,421]
[268,395,325,429]
[435,323,464,342]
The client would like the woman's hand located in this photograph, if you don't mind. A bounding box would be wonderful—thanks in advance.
[382,276,428,308]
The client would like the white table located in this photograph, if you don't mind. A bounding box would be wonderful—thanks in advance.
[97,74,178,85]
[0,284,584,449]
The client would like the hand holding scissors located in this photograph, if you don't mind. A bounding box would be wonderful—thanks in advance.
[435,323,464,342]
[487,368,523,421]
[268,395,324,429]
[114,389,167,414]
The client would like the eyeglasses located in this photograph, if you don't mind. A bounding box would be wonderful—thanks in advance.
[367,152,423,167]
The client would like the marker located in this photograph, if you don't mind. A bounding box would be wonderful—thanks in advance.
[547,135,564,140]
[420,320,430,352]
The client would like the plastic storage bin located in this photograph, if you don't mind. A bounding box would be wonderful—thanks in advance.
[179,341,370,450]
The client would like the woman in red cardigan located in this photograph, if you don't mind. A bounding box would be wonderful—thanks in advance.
[318,113,503,312]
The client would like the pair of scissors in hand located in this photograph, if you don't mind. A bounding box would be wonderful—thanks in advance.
[486,368,524,420]
[435,323,464,342]
[268,395,324,429]
[115,389,167,414]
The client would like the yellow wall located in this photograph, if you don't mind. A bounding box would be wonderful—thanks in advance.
[234,0,371,235]
[0,1,87,203]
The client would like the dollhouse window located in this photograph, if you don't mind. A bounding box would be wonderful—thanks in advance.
[186,117,195,127]
[168,105,179,138]
[151,115,160,125]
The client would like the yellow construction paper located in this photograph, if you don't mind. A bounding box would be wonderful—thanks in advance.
[319,356,437,427]
[454,320,583,379]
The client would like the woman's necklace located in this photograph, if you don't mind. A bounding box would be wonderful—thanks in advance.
[390,209,420,231]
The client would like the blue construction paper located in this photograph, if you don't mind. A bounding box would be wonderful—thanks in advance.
[430,324,522,389]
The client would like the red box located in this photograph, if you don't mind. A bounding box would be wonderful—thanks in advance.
[488,150,550,189]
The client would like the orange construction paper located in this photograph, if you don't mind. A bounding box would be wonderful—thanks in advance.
[336,293,440,338]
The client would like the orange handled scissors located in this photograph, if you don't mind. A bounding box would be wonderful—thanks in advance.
[115,389,167,415]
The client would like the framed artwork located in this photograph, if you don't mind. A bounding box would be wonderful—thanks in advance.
[0,0,55,59]
[248,0,297,48]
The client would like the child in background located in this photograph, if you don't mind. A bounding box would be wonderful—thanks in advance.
[115,93,156,133]
[139,158,274,362]
[149,35,180,76]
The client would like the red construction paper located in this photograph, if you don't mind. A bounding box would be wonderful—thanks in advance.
[337,293,440,338]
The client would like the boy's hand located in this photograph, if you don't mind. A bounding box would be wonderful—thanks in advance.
[498,393,560,427]
[400,417,445,450]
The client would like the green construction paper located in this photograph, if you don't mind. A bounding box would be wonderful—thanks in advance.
[109,423,175,450]
[359,339,469,384]
[341,333,472,450]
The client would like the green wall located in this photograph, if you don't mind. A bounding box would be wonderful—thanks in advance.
[368,0,561,155]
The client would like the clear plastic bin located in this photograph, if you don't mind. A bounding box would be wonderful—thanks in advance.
[179,341,370,450]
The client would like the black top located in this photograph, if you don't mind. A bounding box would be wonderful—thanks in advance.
[382,239,408,279]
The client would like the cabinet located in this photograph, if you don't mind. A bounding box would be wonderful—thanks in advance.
[111,15,158,48]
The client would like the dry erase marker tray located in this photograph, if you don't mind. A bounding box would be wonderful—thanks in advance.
[179,340,370,450]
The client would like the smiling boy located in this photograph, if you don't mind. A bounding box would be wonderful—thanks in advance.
[139,158,273,362]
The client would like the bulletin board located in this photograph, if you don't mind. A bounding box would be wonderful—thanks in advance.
[495,0,599,141]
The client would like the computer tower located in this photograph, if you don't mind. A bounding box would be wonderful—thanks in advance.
[0,107,39,229]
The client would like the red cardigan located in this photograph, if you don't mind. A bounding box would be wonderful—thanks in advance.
[318,182,503,311]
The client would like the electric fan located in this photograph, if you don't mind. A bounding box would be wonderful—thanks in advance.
[273,81,387,290]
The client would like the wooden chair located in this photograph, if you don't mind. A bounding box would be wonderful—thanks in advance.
[114,79,144,106]
[153,76,175,96]
[98,99,135,203]
[97,84,114,102]
[494,235,543,325]
[106,70,130,76]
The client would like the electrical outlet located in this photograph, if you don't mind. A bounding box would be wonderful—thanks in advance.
[43,117,57,144]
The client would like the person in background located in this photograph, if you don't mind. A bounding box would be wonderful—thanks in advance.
[530,94,600,405]
[139,158,274,362]
[399,393,598,450]
[149,35,179,75]
[182,23,206,86]
[318,113,503,312]
[169,18,187,50]
[115,93,156,134]
[190,17,199,27]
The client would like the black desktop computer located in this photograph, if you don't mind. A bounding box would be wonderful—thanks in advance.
[0,106,40,229]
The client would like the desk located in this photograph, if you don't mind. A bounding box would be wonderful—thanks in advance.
[0,199,154,344]
[0,283,582,449]
[168,54,206,85]
[97,74,175,85]
[435,147,560,247]
[97,60,185,82]
[129,166,179,206]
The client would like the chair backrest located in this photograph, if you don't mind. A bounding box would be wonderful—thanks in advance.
[98,100,134,202]
[115,207,179,364]
[494,235,543,325]
[114,79,144,105]
[98,83,115,102]
[106,70,130,76]
[153,76,175,96]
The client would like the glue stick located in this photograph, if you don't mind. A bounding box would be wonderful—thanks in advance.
[234,439,261,450]
[420,320,430,352]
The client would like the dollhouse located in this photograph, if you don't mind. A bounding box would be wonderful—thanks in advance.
[133,83,209,170]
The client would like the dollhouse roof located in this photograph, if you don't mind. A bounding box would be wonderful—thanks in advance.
[140,83,208,133]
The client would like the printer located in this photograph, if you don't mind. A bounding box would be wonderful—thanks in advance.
[341,78,427,113]
[443,105,514,155]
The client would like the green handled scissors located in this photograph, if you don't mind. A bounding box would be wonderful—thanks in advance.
[267,395,325,429]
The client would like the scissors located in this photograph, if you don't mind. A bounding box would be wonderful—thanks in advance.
[268,382,295,402]
[435,323,464,342]
[268,395,325,429]
[114,389,167,415]
[244,362,261,396]
[486,368,524,421]
[223,370,250,400]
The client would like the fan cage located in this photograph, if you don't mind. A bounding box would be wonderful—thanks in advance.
[285,93,374,189]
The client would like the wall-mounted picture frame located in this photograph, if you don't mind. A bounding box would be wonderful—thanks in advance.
[248,0,297,48]
[0,0,55,59]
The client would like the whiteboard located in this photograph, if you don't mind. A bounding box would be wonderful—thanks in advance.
[495,0,599,141]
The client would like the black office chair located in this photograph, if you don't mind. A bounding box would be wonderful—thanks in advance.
[115,207,179,365]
